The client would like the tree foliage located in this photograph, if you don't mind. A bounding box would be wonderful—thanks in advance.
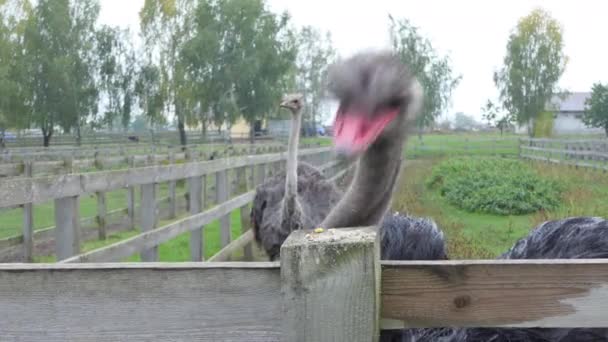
[294,26,336,133]
[494,8,567,137]
[481,100,513,135]
[583,83,608,136]
[388,15,461,134]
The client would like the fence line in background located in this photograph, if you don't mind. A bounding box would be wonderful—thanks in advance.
[0,147,348,262]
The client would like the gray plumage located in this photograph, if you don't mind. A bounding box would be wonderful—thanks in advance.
[380,212,447,260]
[250,93,343,261]
[251,162,341,261]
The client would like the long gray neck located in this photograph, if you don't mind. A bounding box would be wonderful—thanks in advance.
[284,109,302,209]
[320,130,407,229]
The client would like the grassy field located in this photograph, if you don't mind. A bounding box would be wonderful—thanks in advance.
[303,133,521,158]
[392,158,608,259]
[2,132,606,263]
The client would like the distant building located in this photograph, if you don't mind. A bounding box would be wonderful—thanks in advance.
[516,92,603,135]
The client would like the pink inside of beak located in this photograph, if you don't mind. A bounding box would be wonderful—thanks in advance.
[332,108,399,154]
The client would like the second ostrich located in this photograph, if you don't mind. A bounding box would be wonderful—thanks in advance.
[251,94,341,260]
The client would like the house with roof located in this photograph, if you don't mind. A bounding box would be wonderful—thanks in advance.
[516,92,603,135]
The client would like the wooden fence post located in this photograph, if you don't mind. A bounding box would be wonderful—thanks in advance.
[281,227,380,341]
[94,152,107,240]
[168,152,177,219]
[255,163,266,186]
[22,161,34,262]
[188,174,204,261]
[54,196,80,261]
[127,156,136,230]
[236,166,253,260]
[216,169,231,249]
[140,183,158,262]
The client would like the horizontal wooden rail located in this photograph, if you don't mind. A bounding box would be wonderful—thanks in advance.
[2,258,608,341]
[208,230,254,262]
[381,259,608,328]
[0,262,282,341]
[60,191,255,263]
[0,147,330,208]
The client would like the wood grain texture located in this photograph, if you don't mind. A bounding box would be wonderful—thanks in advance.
[236,167,253,259]
[60,191,255,263]
[216,170,231,249]
[54,196,80,260]
[140,183,157,262]
[381,259,608,328]
[0,262,282,341]
[22,161,33,262]
[281,227,381,342]
[188,175,203,261]
[208,229,254,262]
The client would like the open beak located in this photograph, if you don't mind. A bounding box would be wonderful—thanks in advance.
[332,106,399,156]
[279,100,290,109]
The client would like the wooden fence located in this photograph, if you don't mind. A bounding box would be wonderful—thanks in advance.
[2,130,276,148]
[0,146,348,262]
[1,228,608,341]
[519,137,608,171]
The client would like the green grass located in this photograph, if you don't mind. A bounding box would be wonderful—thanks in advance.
[35,209,246,263]
[393,158,608,259]
[302,133,521,158]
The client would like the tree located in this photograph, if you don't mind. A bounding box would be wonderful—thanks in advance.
[140,0,196,146]
[21,0,101,146]
[494,8,567,137]
[481,99,513,135]
[0,0,32,138]
[583,83,608,136]
[294,26,336,135]
[453,112,478,131]
[96,26,137,131]
[388,15,461,138]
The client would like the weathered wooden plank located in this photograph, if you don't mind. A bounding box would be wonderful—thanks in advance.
[188,175,203,261]
[0,262,281,341]
[236,167,253,260]
[96,191,107,240]
[168,152,177,219]
[208,229,254,262]
[95,149,107,240]
[22,162,34,262]
[0,147,330,207]
[127,156,136,230]
[140,183,157,262]
[281,227,381,342]
[54,196,80,261]
[216,170,231,249]
[381,259,608,328]
[60,191,255,263]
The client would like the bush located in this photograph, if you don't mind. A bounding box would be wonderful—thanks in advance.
[427,157,561,215]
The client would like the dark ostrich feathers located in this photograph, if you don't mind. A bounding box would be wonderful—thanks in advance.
[250,162,342,260]
[380,212,447,261]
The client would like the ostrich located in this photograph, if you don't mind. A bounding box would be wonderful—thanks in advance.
[250,93,342,260]
[322,50,608,342]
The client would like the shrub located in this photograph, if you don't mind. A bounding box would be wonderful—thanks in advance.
[427,157,561,215]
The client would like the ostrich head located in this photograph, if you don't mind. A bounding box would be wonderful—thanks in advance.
[328,50,422,156]
[279,93,304,115]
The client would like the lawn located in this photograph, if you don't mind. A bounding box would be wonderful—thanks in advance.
[35,208,248,263]
[303,132,521,158]
[392,157,608,259]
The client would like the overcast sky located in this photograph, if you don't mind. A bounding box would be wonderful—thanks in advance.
[99,0,608,121]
